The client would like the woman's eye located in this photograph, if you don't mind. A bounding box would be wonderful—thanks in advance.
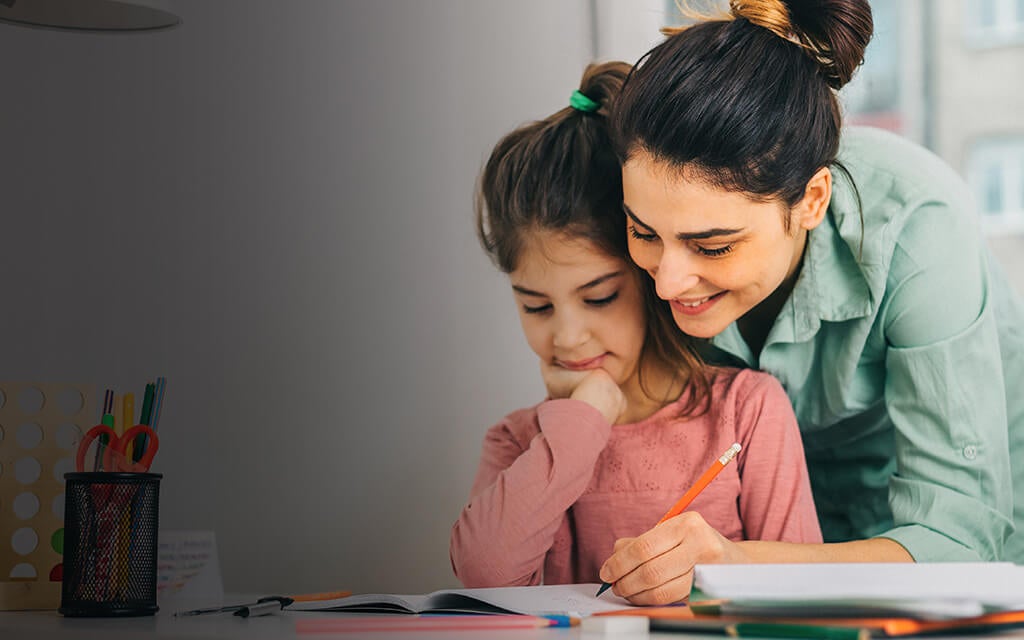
[628,225,658,242]
[585,292,619,307]
[696,244,734,257]
[523,303,553,314]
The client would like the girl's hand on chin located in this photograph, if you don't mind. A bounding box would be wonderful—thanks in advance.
[540,362,626,424]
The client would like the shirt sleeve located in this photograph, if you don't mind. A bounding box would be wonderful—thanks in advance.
[449,399,612,587]
[732,371,824,544]
[879,202,1014,560]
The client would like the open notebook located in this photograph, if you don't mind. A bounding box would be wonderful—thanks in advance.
[286,583,634,617]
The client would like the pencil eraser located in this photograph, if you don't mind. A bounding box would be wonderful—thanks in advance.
[581,615,650,636]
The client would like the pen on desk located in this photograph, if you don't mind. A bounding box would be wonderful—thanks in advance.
[596,442,742,597]
[233,596,294,617]
[726,622,871,640]
[175,596,293,618]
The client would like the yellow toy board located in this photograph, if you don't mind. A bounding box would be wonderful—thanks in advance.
[0,382,95,610]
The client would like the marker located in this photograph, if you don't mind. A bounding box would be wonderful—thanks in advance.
[596,442,742,597]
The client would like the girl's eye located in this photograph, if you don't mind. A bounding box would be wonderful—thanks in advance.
[523,303,553,314]
[696,244,734,257]
[628,225,658,242]
[585,292,619,307]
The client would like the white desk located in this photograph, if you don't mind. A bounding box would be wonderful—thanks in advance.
[9,606,1024,640]
[0,596,687,640]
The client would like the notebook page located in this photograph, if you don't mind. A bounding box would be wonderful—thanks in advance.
[425,583,635,616]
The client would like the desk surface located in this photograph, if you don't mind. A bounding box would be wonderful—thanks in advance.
[8,599,1024,640]
[0,596,686,640]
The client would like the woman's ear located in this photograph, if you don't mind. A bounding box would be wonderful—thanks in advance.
[794,167,832,231]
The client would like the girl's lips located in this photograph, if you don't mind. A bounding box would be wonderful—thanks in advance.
[670,291,726,316]
[556,353,608,371]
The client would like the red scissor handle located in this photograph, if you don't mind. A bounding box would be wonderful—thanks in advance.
[113,424,160,472]
[75,424,160,472]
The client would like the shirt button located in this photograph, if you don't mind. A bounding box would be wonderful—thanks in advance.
[963,445,978,460]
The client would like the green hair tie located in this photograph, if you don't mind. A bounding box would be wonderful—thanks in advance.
[569,89,600,113]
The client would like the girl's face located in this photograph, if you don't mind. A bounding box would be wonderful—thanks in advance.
[510,231,647,389]
[621,150,827,339]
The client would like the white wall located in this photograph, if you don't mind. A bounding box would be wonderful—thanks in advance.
[0,0,600,594]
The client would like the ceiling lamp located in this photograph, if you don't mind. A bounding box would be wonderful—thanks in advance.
[0,0,179,32]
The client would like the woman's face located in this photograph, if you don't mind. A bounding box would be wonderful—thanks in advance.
[621,150,827,339]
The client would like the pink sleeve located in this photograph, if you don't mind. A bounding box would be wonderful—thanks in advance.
[449,399,611,587]
[733,372,823,543]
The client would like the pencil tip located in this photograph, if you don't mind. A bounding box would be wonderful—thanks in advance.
[595,582,612,597]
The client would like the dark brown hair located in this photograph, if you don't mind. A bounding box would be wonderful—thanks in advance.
[476,61,709,413]
[612,0,872,227]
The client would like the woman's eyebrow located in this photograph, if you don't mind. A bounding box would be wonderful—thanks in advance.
[623,203,743,240]
[623,204,655,231]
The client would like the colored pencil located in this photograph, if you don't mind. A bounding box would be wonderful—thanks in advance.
[295,615,557,633]
[596,442,742,597]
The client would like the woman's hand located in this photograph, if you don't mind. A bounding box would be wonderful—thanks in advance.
[540,361,626,425]
[598,511,750,605]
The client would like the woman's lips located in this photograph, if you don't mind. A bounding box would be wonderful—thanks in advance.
[670,291,726,316]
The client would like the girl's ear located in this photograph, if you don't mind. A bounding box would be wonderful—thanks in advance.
[794,167,832,231]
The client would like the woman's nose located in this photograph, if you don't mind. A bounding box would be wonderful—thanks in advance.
[654,250,701,300]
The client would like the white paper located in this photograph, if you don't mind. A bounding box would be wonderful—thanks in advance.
[156,530,224,602]
[694,562,1024,610]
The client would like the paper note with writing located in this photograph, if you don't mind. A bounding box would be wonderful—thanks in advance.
[287,583,634,617]
[156,530,223,602]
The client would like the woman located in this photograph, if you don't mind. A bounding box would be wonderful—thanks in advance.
[597,0,1024,605]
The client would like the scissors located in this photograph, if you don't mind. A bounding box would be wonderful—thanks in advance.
[75,424,160,473]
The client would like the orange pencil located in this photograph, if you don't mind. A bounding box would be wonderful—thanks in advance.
[596,442,742,597]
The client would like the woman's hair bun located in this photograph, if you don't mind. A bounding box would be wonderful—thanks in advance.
[730,0,872,89]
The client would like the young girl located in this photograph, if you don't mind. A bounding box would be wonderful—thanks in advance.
[597,0,1024,605]
[449,61,822,591]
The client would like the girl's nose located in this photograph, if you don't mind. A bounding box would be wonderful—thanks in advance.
[552,311,590,350]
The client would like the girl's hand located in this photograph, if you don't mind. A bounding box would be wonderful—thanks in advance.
[598,512,749,605]
[540,362,626,424]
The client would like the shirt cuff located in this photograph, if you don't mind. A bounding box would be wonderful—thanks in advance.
[876,525,986,562]
[536,398,612,439]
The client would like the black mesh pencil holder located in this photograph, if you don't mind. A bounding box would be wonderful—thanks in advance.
[59,472,162,617]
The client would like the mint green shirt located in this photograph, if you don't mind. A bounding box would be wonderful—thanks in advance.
[702,127,1024,562]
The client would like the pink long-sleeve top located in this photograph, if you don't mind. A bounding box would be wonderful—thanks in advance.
[450,367,822,587]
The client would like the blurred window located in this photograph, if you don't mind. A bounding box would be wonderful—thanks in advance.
[968,138,1024,234]
[966,0,1024,47]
